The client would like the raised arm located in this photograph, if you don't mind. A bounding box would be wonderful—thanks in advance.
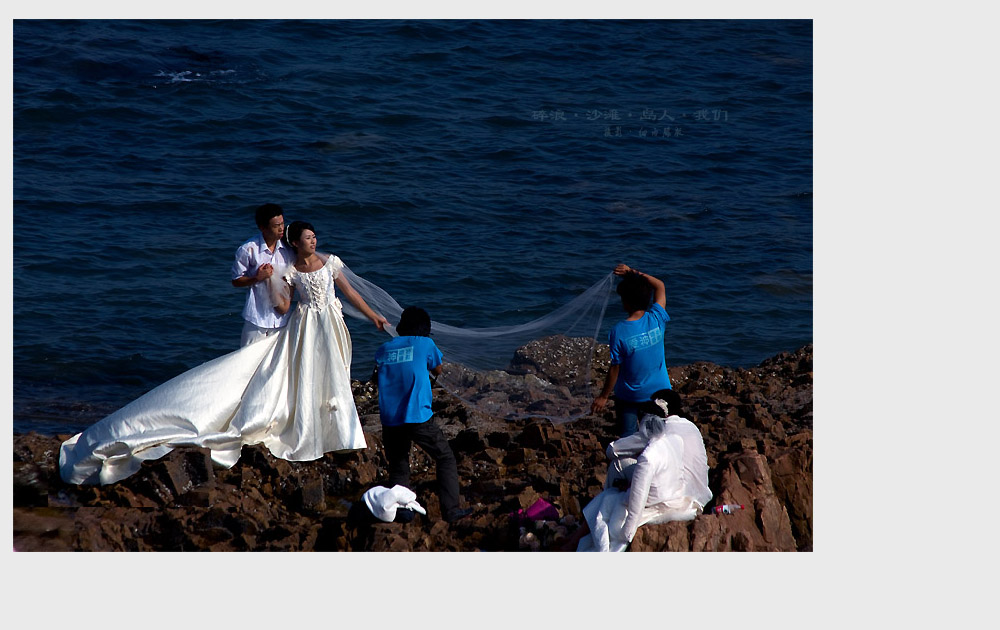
[334,273,389,331]
[614,263,665,309]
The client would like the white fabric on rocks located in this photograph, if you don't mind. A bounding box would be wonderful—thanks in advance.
[362,485,427,522]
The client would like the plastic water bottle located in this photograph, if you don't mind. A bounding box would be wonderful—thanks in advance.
[710,504,744,515]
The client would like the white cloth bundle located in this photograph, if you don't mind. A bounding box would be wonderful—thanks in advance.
[362,485,427,522]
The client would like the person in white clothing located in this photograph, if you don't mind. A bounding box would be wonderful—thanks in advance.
[231,203,296,346]
[566,389,712,552]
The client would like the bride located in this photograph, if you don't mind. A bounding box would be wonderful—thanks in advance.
[60,220,389,485]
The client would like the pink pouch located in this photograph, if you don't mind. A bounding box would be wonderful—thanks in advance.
[510,497,559,523]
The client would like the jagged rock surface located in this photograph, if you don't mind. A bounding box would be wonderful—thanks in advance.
[13,343,812,552]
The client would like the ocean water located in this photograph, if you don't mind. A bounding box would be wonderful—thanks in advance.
[12,19,813,435]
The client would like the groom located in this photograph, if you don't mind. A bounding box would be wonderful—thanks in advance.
[231,203,296,346]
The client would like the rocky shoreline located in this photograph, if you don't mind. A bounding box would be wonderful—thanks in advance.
[12,341,812,552]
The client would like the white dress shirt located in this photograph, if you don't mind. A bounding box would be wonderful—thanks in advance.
[231,234,295,329]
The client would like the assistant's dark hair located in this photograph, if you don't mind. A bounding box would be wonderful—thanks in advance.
[255,203,284,229]
[396,306,432,337]
[641,388,685,418]
[616,271,653,313]
[282,220,315,250]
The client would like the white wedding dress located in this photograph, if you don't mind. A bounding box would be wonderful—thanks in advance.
[60,254,368,485]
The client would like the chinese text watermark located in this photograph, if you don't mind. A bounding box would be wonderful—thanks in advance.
[530,108,730,139]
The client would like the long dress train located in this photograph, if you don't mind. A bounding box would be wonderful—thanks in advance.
[60,254,367,485]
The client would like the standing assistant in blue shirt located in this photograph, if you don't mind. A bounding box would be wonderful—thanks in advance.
[591,264,672,437]
[374,307,470,523]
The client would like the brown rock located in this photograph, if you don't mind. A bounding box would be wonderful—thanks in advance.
[630,520,692,552]
[486,431,511,449]
[516,486,542,510]
[450,428,488,453]
[713,450,798,551]
[559,482,583,519]
[516,421,553,449]
[13,343,811,552]
[13,508,77,551]
[149,446,215,497]
[298,476,327,513]
[768,438,813,550]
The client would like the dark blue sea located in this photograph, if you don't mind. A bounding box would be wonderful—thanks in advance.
[12,19,813,435]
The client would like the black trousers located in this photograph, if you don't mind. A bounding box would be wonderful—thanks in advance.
[381,419,460,517]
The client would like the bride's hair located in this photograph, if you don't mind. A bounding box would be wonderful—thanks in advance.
[640,388,685,419]
[282,220,315,250]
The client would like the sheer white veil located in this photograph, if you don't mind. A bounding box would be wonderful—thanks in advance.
[266,260,294,306]
[338,263,615,424]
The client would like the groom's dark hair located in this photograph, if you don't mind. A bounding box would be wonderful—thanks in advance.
[255,203,284,229]
[396,307,431,337]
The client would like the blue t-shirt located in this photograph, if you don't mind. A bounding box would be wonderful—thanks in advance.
[608,302,672,402]
[375,335,444,427]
